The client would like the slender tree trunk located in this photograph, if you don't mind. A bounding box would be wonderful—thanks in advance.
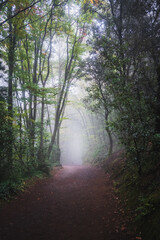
[105,111,113,155]
[29,40,39,166]
[7,7,15,173]
[48,116,59,159]
[47,105,52,134]
[155,65,160,134]
[15,83,23,162]
[55,127,61,165]
[106,127,113,155]
[37,96,45,164]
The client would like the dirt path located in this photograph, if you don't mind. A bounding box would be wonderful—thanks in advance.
[0,165,135,240]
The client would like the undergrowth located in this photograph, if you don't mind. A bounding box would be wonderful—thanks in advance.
[0,170,47,201]
[103,151,160,240]
[0,156,62,202]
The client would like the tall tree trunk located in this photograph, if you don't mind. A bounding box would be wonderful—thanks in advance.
[29,40,39,166]
[155,65,160,134]
[7,7,15,173]
[37,96,45,164]
[105,111,113,155]
[55,127,61,165]
[48,114,59,159]
[106,127,113,156]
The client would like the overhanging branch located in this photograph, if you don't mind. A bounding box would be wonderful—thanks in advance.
[0,0,41,27]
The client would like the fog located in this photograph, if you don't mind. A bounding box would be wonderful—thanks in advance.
[60,115,84,165]
[60,90,86,165]
[59,83,115,166]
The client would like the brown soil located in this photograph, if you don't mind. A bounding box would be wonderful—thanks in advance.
[0,165,136,240]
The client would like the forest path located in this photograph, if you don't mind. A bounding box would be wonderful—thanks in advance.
[0,165,135,240]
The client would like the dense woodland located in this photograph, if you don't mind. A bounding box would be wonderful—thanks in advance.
[0,0,160,239]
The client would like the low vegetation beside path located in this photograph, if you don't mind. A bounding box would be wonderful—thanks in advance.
[102,151,160,240]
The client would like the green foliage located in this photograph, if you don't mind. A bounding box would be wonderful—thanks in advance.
[0,179,25,200]
[49,144,61,167]
[0,0,92,202]
[82,1,160,239]
[84,143,108,165]
[104,151,160,240]
[0,101,13,181]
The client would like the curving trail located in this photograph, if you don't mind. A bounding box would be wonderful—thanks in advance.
[0,165,135,240]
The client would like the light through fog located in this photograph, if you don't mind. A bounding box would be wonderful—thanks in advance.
[60,118,84,165]
[60,84,85,166]
[59,82,115,166]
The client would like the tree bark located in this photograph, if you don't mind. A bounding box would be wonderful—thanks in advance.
[7,6,15,172]
[155,65,160,133]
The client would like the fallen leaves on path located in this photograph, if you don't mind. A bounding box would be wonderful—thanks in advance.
[0,165,136,240]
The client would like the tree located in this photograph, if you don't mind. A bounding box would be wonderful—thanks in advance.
[0,0,89,181]
[82,0,160,176]
[0,0,70,178]
[48,15,87,160]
